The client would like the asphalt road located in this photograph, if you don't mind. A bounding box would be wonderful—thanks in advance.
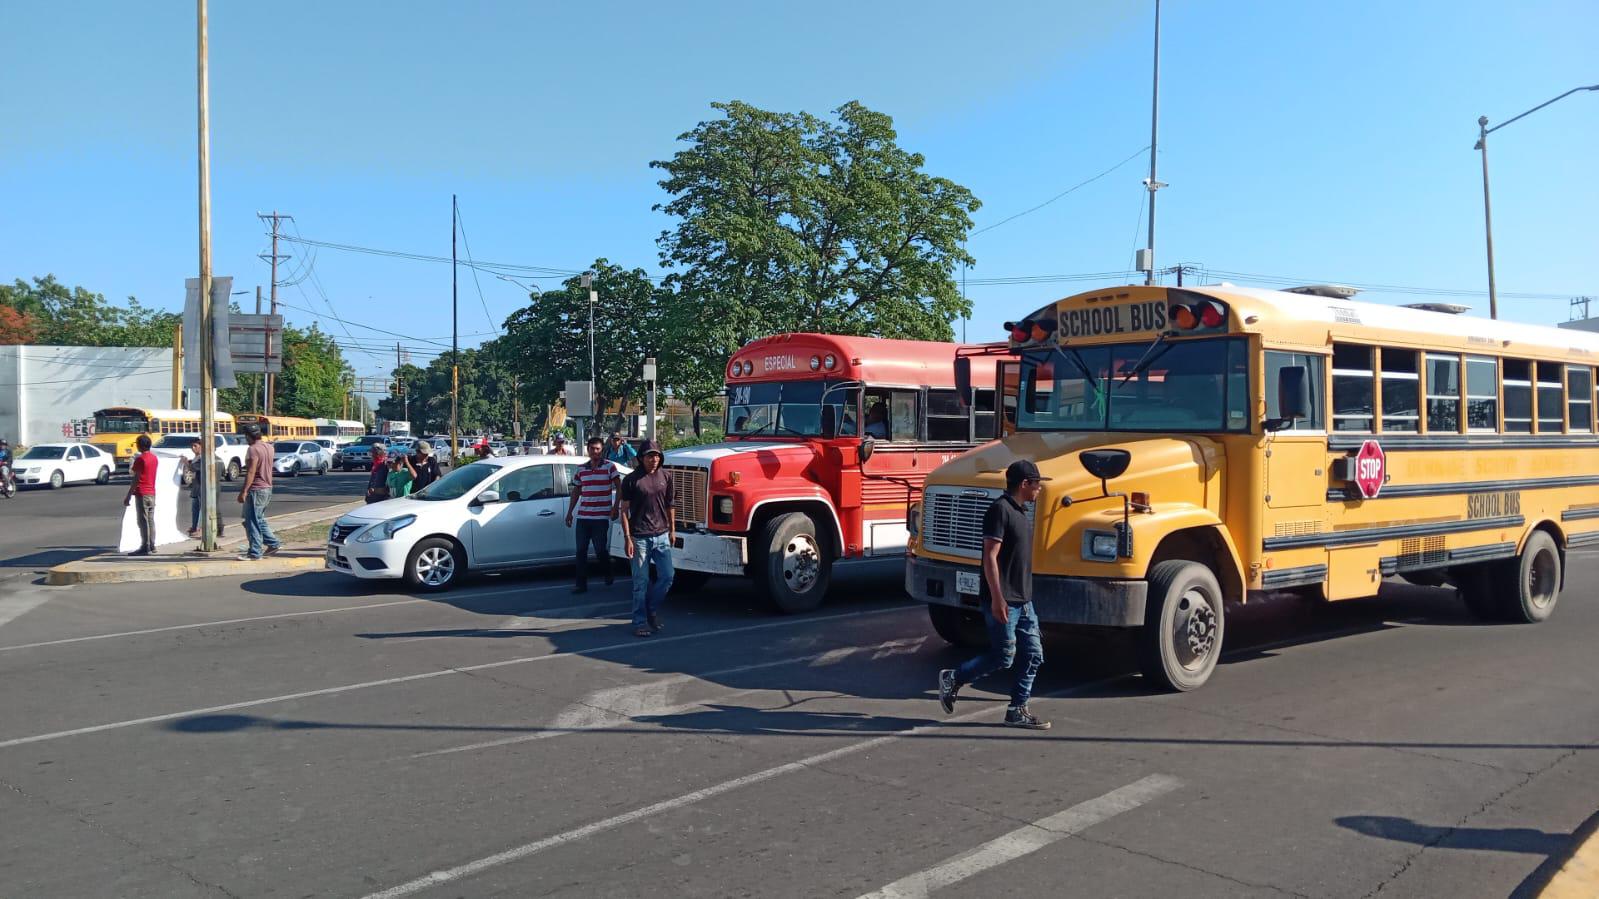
[0,470,370,583]
[1,553,1596,897]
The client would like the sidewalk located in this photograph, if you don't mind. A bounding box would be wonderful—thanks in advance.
[1537,808,1599,898]
[45,499,364,586]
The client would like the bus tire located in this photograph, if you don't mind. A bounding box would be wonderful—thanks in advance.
[754,512,830,614]
[1137,560,1225,692]
[1505,530,1561,624]
[927,604,988,648]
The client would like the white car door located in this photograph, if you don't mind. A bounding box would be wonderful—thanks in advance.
[61,446,83,482]
[468,464,568,566]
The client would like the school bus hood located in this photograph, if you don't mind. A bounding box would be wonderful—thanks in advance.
[926,431,1220,498]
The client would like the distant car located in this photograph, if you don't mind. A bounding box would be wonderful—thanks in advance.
[271,440,332,477]
[12,442,115,489]
[487,441,508,457]
[325,455,631,590]
[340,435,388,471]
[154,432,247,481]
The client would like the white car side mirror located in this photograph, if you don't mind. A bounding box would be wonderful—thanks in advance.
[473,490,501,505]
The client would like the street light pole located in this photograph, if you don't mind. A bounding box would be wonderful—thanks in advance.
[1474,85,1599,321]
[196,0,218,553]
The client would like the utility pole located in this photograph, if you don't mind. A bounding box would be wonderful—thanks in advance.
[450,194,459,458]
[257,210,291,411]
[196,0,218,553]
[512,375,521,439]
[1141,0,1166,286]
[255,285,266,411]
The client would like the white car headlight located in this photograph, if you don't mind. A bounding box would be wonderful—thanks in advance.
[356,514,416,543]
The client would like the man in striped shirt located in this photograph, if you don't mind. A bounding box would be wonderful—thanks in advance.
[566,435,621,594]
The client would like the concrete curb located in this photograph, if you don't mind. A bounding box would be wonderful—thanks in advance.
[44,500,365,587]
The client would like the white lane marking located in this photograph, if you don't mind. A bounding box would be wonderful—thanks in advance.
[0,605,911,750]
[362,672,1133,899]
[857,774,1183,898]
[411,637,925,758]
[0,585,56,631]
[0,581,610,655]
[0,599,428,654]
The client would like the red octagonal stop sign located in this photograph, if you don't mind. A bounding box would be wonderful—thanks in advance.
[1353,439,1386,499]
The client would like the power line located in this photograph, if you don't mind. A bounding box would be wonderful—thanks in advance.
[453,202,502,336]
[971,146,1151,237]
[0,367,171,388]
[275,234,585,278]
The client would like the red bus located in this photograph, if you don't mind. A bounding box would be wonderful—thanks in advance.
[659,333,1011,612]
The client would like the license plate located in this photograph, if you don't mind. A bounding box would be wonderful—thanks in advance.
[326,547,343,565]
[955,570,981,596]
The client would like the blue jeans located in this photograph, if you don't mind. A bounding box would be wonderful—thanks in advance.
[629,533,674,627]
[242,488,281,558]
[954,601,1044,708]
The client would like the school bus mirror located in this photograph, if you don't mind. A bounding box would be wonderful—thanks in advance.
[1079,448,1131,483]
[1277,365,1311,421]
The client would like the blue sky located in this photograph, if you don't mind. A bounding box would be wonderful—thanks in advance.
[3,1,1595,386]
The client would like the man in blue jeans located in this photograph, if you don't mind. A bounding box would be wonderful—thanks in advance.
[938,459,1051,730]
[236,425,283,561]
[619,440,674,637]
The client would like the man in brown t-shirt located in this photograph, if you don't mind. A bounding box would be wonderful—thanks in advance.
[620,440,675,636]
[236,425,282,560]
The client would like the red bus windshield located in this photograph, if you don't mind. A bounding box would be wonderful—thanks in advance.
[726,380,859,438]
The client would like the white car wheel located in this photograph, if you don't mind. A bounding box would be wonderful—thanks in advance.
[49,469,65,489]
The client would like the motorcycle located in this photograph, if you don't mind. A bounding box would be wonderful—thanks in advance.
[0,464,15,499]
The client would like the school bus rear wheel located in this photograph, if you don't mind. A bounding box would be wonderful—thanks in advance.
[1506,530,1561,624]
[1138,560,1225,692]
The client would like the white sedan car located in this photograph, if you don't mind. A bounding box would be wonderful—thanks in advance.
[12,442,116,488]
[271,440,333,476]
[325,455,628,590]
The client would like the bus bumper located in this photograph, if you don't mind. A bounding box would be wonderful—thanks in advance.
[905,556,1148,627]
[609,529,748,576]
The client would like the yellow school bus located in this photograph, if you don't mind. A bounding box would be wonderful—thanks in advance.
[234,413,318,438]
[90,407,237,469]
[907,283,1596,691]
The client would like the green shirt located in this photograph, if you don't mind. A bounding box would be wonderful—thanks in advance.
[386,468,414,497]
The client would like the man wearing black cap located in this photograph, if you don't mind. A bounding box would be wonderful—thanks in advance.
[619,439,674,636]
[938,459,1052,729]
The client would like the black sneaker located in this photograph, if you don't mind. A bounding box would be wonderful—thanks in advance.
[938,669,960,715]
[263,544,282,557]
[1004,706,1051,730]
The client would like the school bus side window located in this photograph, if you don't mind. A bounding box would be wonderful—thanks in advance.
[1535,362,1564,433]
[1380,348,1420,432]
[1331,344,1373,432]
[1503,360,1533,433]
[1567,366,1593,432]
[1425,354,1461,433]
[1465,356,1498,432]
[1264,351,1325,431]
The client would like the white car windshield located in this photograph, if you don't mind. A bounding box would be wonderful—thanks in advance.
[272,442,301,454]
[413,462,497,501]
[22,447,67,459]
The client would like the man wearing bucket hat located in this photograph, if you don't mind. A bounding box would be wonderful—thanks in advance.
[409,440,442,492]
[619,439,674,636]
[937,459,1052,730]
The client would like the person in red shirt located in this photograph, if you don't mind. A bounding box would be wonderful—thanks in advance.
[122,434,158,555]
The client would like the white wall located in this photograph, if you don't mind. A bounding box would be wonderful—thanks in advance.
[0,346,172,446]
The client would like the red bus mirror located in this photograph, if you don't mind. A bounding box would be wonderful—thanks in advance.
[859,436,875,462]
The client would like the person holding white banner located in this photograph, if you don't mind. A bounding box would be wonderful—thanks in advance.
[122,435,159,555]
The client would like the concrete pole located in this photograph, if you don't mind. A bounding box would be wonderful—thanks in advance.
[196,0,218,552]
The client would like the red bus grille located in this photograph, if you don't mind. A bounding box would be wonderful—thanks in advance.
[667,466,708,528]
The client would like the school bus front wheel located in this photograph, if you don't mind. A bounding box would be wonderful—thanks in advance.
[1139,560,1226,692]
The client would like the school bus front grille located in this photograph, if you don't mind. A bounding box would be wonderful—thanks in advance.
[667,465,708,528]
[922,487,1033,559]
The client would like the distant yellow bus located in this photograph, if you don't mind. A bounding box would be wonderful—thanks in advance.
[235,413,318,439]
[910,284,1597,691]
[90,407,237,469]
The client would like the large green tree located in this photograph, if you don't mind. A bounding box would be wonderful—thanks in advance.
[271,324,353,418]
[498,259,670,433]
[653,101,979,350]
[0,275,181,346]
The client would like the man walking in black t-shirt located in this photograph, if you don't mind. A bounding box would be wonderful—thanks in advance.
[938,459,1052,729]
[620,440,675,637]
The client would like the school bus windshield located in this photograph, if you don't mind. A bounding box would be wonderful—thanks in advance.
[1018,337,1252,433]
[94,414,149,434]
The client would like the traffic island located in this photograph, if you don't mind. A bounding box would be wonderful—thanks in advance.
[1533,808,1599,898]
[45,499,363,586]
